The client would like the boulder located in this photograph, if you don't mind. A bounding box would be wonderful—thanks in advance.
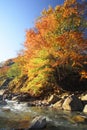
[0,89,5,96]
[83,105,87,113]
[48,94,60,105]
[61,92,69,99]
[2,106,10,112]
[81,94,87,101]
[12,96,19,101]
[29,116,47,129]
[62,95,83,111]
[80,94,87,106]
[53,99,64,109]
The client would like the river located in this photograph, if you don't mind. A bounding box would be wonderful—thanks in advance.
[0,100,87,130]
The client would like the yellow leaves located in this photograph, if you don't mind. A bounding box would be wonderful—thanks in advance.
[64,0,76,7]
[63,7,78,18]
[42,8,47,15]
[62,0,78,18]
[44,67,54,73]
[55,5,61,12]
[80,70,87,79]
[74,17,81,26]
[47,6,53,14]
[42,6,53,15]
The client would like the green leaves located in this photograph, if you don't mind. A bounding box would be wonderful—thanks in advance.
[7,63,21,78]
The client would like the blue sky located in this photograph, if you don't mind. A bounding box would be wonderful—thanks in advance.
[0,0,64,62]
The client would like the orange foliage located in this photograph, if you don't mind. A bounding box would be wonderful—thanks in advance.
[22,0,87,75]
[16,0,87,92]
[80,70,87,79]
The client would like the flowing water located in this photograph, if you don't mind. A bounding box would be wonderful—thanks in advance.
[0,100,87,130]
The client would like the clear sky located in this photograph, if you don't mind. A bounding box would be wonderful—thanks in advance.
[0,0,64,62]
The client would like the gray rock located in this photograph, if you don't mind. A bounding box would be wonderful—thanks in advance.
[62,95,83,111]
[2,106,10,112]
[29,116,46,129]
[83,105,87,113]
[12,93,31,102]
[0,100,7,106]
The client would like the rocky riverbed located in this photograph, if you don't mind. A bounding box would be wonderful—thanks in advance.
[0,89,87,129]
[0,103,87,130]
[1,89,87,113]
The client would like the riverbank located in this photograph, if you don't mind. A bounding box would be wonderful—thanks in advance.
[0,89,87,113]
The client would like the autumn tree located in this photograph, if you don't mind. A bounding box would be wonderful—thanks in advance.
[19,0,87,96]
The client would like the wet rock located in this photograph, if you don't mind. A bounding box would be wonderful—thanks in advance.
[29,116,47,129]
[53,99,64,109]
[14,93,31,102]
[0,100,7,106]
[12,96,19,101]
[2,106,11,112]
[0,95,3,100]
[70,115,87,123]
[3,91,13,100]
[83,105,87,113]
[62,95,83,111]
[48,94,60,105]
